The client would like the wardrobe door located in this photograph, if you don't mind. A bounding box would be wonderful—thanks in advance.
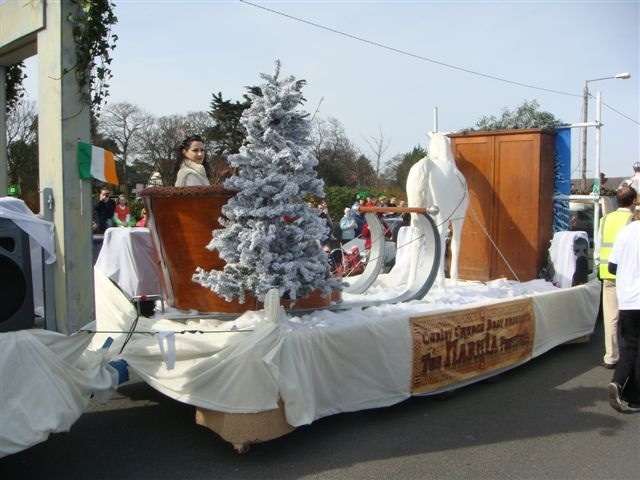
[451,134,495,281]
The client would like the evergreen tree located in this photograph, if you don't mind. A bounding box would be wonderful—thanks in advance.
[468,100,562,131]
[207,91,252,158]
[194,61,342,304]
[391,145,427,189]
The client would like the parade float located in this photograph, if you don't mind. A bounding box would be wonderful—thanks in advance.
[91,64,598,452]
[0,62,600,456]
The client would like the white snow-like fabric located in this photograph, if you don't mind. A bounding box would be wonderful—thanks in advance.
[531,279,600,356]
[405,132,469,289]
[91,269,281,412]
[0,197,56,264]
[90,266,599,428]
[94,227,162,298]
[0,197,57,316]
[377,226,428,288]
[264,306,412,426]
[549,231,588,288]
[0,329,118,457]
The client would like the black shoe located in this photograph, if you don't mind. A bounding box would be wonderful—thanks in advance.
[608,382,626,412]
[602,362,617,369]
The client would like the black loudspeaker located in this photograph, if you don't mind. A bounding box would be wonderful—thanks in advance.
[0,218,34,332]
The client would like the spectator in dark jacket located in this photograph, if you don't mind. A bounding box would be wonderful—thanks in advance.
[94,188,115,233]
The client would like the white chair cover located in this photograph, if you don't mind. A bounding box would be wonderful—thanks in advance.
[549,231,588,288]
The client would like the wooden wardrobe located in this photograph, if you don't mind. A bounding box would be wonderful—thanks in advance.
[448,129,556,282]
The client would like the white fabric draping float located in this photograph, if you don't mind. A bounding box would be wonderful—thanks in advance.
[0,200,600,454]
[0,197,56,265]
[90,264,600,429]
[0,330,118,457]
[94,227,162,298]
[0,198,119,458]
[548,230,589,289]
[0,197,56,316]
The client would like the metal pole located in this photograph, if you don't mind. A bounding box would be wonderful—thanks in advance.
[593,91,602,247]
[580,82,589,191]
[579,73,630,193]
[433,106,438,133]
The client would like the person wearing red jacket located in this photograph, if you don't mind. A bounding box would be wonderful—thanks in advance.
[361,215,392,250]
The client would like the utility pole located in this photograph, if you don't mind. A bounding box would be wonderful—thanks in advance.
[580,82,589,191]
[580,72,630,192]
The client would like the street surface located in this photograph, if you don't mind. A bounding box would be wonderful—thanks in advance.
[2,316,639,480]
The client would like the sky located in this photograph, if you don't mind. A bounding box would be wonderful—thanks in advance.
[22,0,640,179]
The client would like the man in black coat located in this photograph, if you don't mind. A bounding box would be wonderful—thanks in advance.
[94,187,115,234]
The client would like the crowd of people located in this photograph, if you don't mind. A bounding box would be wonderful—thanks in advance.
[93,189,146,233]
[326,192,410,276]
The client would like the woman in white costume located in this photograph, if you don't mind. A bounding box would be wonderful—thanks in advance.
[174,134,212,186]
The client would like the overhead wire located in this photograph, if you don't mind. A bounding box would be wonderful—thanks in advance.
[239,0,638,126]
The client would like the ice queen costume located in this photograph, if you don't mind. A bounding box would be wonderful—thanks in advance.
[175,159,210,187]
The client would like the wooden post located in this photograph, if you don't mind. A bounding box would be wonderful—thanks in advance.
[36,1,94,333]
[0,0,95,333]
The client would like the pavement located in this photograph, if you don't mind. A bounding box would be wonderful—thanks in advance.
[2,315,639,480]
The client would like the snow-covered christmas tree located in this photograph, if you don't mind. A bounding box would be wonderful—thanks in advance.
[193,61,342,304]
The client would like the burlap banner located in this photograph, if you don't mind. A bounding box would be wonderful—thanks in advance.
[410,298,535,394]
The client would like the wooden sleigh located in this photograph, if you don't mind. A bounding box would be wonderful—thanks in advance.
[140,186,443,317]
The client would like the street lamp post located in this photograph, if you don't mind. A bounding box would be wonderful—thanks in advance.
[580,72,630,191]
[593,91,603,241]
